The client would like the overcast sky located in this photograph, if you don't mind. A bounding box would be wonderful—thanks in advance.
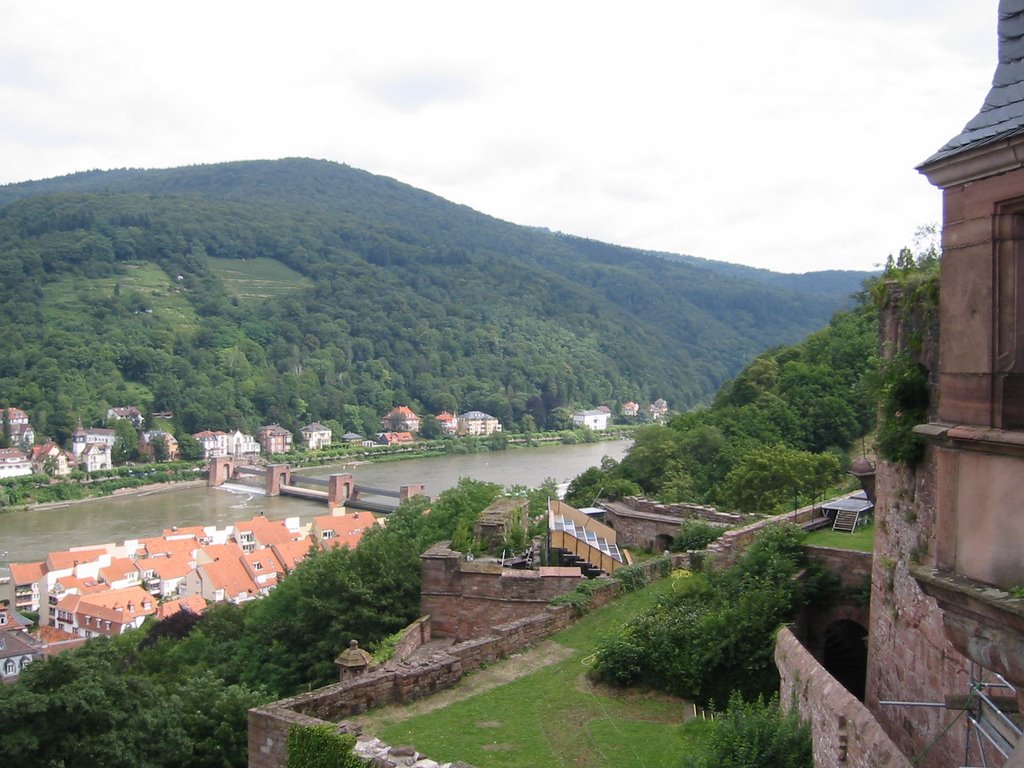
[0,1,1001,273]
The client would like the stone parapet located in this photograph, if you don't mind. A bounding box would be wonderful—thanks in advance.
[776,627,911,768]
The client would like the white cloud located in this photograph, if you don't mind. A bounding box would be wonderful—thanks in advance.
[0,0,1001,272]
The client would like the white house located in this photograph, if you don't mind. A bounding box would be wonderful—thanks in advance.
[300,422,332,451]
[192,429,261,460]
[0,448,33,479]
[572,409,610,431]
[458,411,502,437]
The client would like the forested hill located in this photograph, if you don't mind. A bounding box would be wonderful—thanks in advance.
[0,158,873,441]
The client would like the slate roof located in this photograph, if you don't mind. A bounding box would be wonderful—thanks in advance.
[921,1,1024,166]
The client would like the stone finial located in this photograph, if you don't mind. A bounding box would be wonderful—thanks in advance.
[335,639,374,681]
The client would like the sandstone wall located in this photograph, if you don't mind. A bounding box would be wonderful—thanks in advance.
[420,542,586,640]
[777,627,911,768]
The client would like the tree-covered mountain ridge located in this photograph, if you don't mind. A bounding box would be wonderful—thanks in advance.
[0,158,873,441]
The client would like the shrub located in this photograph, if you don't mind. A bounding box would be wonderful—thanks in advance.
[286,724,367,768]
[593,524,825,705]
[670,520,725,552]
[681,692,812,768]
[614,562,652,592]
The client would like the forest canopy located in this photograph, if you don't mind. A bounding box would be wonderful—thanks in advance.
[0,159,870,442]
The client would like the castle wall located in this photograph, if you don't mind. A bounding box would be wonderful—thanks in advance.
[419,542,585,640]
[777,627,911,768]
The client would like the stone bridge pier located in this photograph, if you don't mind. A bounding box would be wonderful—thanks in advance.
[264,464,291,496]
[209,456,237,486]
[328,473,355,509]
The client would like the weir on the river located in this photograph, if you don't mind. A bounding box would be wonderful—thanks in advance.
[209,457,425,513]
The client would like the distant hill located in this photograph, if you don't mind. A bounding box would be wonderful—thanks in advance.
[0,159,874,441]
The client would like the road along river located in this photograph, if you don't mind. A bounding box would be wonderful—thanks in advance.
[0,440,631,564]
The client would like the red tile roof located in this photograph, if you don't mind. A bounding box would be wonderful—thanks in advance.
[156,594,207,620]
[9,561,45,585]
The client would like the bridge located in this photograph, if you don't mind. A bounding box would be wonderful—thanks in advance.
[208,457,424,512]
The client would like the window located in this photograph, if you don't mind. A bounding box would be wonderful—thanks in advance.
[4,660,14,675]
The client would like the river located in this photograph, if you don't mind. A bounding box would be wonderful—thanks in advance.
[0,440,632,565]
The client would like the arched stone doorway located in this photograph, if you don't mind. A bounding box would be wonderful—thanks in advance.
[653,533,674,552]
[823,619,869,701]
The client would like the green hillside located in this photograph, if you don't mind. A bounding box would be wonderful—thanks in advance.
[0,159,873,441]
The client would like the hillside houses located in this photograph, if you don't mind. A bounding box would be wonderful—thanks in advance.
[435,411,458,436]
[259,424,293,454]
[0,447,33,478]
[106,406,144,429]
[28,440,75,476]
[192,429,261,460]
[139,429,179,461]
[300,422,332,450]
[381,405,420,433]
[458,410,502,436]
[3,407,35,449]
[572,409,610,431]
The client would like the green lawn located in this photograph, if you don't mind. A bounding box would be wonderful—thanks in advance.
[805,523,875,552]
[207,255,312,301]
[362,578,709,768]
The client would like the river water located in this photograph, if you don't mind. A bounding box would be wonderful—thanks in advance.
[0,440,631,565]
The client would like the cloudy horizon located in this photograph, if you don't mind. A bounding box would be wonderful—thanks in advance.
[0,0,999,273]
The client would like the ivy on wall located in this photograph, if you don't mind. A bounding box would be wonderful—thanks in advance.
[286,725,368,768]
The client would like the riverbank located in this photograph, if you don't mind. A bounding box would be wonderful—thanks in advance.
[1,441,633,565]
[26,479,209,513]
[5,431,635,516]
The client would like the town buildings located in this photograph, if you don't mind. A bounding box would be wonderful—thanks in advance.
[259,424,293,454]
[381,406,420,433]
[0,447,33,479]
[192,429,261,460]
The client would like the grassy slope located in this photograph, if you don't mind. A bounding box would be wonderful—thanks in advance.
[367,577,710,768]
[206,255,312,301]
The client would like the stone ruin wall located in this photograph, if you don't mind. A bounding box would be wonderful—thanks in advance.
[619,496,745,525]
[777,627,911,768]
[419,541,590,640]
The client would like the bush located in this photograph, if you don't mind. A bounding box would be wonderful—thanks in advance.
[550,578,603,616]
[593,524,825,705]
[671,521,725,552]
[286,725,367,768]
[681,692,812,768]
[614,562,652,593]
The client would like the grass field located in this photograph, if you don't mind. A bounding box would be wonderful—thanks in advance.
[358,577,712,768]
[805,522,875,552]
[206,256,312,301]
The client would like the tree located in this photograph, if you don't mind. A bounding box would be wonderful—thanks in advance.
[177,432,204,461]
[720,444,840,514]
[419,414,441,440]
[151,434,169,462]
[111,418,139,464]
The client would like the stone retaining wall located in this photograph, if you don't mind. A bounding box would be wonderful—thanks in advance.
[804,545,872,590]
[776,627,910,768]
